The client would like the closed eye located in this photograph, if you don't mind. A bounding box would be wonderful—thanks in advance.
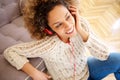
[55,15,70,28]
[66,15,70,20]
[55,23,62,28]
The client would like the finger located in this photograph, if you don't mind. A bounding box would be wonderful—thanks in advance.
[71,12,77,16]
[69,7,76,11]
[44,73,52,79]
[69,6,78,11]
[69,8,79,17]
[69,9,76,13]
[47,76,52,79]
[69,8,78,14]
[69,5,77,9]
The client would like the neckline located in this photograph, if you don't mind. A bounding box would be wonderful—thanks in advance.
[56,34,71,44]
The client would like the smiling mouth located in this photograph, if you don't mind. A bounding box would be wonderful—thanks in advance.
[66,27,74,34]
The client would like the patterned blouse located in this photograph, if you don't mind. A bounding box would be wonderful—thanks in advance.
[4,17,109,80]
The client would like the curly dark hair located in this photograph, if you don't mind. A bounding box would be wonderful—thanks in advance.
[23,0,79,40]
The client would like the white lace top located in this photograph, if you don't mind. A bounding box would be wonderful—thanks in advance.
[3,17,109,80]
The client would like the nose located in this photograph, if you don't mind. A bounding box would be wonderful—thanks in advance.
[63,20,70,29]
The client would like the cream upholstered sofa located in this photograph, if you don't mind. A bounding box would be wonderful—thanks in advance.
[0,0,46,80]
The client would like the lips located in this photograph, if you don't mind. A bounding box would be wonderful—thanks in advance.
[66,27,74,34]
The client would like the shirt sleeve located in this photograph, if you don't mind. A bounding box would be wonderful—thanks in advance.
[3,36,57,70]
[80,17,110,60]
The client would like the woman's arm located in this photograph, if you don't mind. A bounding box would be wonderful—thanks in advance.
[3,36,56,79]
[81,18,110,60]
[69,6,109,60]
[69,6,89,42]
[3,36,56,70]
[22,62,51,80]
[4,49,51,80]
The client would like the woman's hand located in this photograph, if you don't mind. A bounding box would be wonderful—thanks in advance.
[21,62,52,80]
[69,6,89,42]
[32,70,52,80]
[69,5,81,33]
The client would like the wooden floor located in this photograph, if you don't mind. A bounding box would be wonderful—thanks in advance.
[79,0,120,80]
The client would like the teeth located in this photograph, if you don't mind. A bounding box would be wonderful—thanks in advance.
[67,27,73,34]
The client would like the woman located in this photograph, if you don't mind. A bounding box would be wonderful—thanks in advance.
[4,0,120,80]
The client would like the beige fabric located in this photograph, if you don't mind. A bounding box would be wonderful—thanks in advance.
[4,17,109,80]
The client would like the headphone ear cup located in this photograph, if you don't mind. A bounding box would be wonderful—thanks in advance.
[44,28,53,35]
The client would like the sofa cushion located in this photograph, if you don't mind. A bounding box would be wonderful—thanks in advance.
[0,33,22,54]
[0,16,33,42]
[0,55,46,80]
[0,0,21,27]
[12,16,25,27]
[0,16,33,54]
[0,24,32,42]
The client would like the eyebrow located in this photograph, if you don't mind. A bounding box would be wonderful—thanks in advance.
[52,12,68,26]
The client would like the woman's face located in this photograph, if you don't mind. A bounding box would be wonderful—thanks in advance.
[47,5,77,42]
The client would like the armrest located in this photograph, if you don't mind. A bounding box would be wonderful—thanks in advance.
[0,55,46,80]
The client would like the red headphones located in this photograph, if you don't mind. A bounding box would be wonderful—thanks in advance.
[43,28,53,35]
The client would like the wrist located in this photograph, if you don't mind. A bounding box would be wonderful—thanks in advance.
[77,28,89,42]
[30,69,40,78]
